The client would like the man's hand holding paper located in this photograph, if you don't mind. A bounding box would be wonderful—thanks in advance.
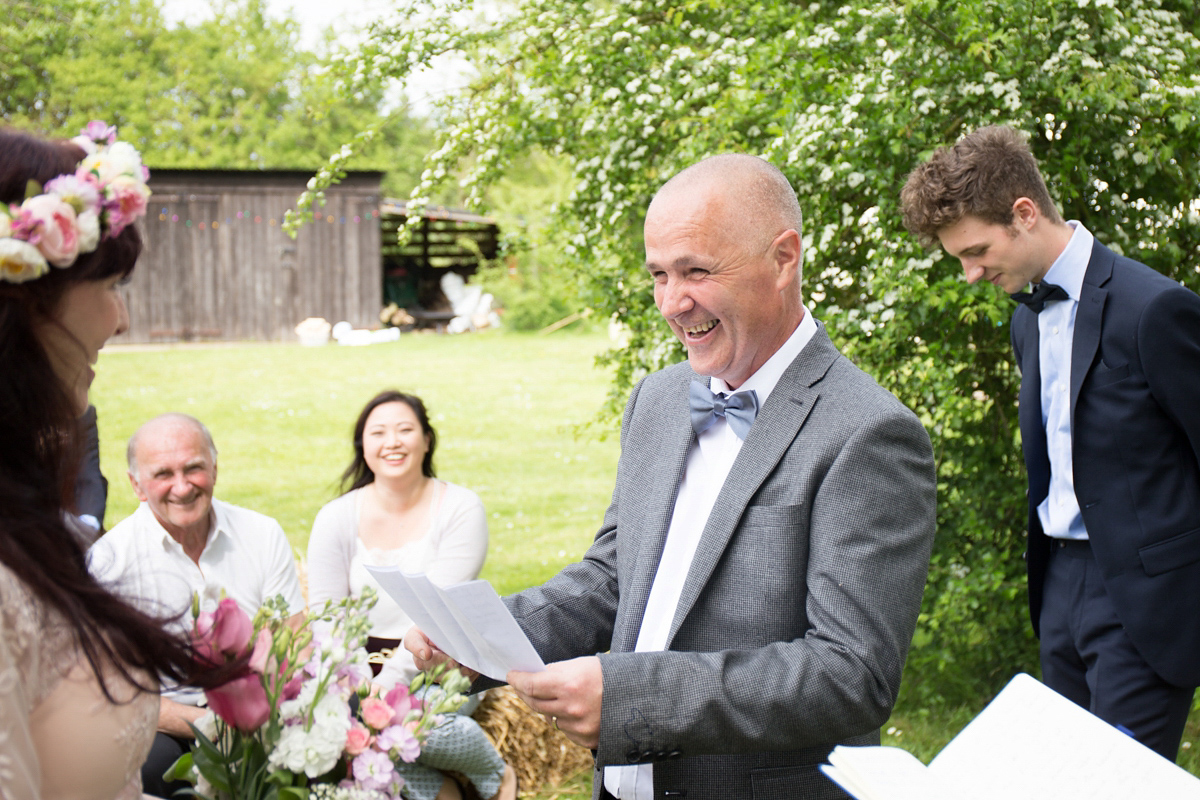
[365,565,545,682]
[508,657,603,749]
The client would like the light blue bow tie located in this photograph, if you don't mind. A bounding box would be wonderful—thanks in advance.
[689,380,759,440]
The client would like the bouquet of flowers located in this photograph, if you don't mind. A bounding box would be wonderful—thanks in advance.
[168,589,469,800]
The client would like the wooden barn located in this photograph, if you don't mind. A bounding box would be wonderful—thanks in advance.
[118,169,384,344]
[118,170,502,343]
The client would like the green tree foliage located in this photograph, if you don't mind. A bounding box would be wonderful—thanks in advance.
[1,0,430,188]
[308,0,1200,707]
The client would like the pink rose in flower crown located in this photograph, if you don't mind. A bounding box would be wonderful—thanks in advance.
[206,670,271,733]
[359,696,395,731]
[20,194,79,268]
[344,722,373,756]
[104,175,151,238]
[194,598,255,664]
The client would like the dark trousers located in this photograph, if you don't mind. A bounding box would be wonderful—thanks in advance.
[142,732,192,798]
[1039,538,1195,761]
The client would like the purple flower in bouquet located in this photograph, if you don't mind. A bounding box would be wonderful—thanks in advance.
[351,748,397,791]
[375,723,422,764]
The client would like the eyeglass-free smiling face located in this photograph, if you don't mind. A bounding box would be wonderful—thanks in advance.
[644,188,802,390]
[362,401,430,482]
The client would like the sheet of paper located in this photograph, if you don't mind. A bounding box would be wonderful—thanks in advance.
[820,746,954,800]
[929,673,1200,800]
[364,566,545,681]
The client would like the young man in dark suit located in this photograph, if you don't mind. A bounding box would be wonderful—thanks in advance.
[901,125,1200,760]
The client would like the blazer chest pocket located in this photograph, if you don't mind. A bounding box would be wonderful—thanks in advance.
[1139,527,1200,576]
[740,503,806,530]
[1089,362,1130,388]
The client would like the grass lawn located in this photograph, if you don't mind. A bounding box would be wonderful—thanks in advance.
[90,329,1200,793]
[93,329,622,597]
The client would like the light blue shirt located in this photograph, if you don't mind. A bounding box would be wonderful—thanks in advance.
[1035,221,1094,540]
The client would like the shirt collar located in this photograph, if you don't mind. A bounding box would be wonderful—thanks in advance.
[1040,221,1093,301]
[140,500,220,552]
[710,305,818,404]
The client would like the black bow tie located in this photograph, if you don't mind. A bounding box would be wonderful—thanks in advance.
[1010,281,1068,313]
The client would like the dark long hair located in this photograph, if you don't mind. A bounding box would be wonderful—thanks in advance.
[339,390,438,494]
[0,128,202,698]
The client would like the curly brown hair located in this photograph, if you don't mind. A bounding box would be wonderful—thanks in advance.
[900,125,1063,249]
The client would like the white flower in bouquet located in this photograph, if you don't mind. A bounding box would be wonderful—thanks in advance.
[270,705,351,778]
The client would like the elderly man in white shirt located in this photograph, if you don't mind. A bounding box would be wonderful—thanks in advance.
[89,412,305,797]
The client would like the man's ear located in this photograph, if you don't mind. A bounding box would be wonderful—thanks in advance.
[128,470,148,503]
[1012,197,1039,231]
[772,229,803,292]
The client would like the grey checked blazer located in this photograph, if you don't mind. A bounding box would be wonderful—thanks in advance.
[505,325,936,799]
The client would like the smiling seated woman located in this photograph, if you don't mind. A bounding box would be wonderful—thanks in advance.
[307,390,516,800]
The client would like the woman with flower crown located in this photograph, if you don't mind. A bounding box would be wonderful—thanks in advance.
[0,122,208,800]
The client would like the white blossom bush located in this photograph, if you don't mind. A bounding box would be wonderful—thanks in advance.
[302,0,1200,707]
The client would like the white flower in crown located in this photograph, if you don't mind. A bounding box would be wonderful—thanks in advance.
[81,141,145,186]
[0,238,50,283]
[45,173,102,217]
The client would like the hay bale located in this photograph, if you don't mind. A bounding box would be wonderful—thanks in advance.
[472,687,594,798]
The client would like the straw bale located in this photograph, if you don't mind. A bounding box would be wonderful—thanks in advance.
[472,687,594,798]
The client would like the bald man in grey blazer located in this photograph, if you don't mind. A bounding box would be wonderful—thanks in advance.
[410,155,936,799]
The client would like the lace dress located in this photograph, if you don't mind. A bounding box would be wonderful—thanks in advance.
[0,563,158,800]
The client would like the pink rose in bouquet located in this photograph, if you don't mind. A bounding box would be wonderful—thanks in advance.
[344,723,373,757]
[360,697,396,731]
[206,671,271,733]
[194,597,255,662]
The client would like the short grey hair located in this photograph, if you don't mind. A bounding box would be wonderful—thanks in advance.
[126,412,219,474]
[652,153,805,289]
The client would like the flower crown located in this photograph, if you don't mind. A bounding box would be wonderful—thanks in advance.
[0,120,151,284]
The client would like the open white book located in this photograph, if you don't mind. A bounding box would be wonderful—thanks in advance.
[363,566,545,682]
[821,673,1200,800]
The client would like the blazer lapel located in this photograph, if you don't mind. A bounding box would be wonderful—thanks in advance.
[1015,308,1042,447]
[1071,241,1114,419]
[665,327,838,645]
[614,367,697,653]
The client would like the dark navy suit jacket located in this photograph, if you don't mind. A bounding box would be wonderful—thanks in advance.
[1012,240,1200,687]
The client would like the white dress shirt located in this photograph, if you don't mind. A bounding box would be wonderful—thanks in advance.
[1035,221,1094,540]
[89,498,306,633]
[605,308,818,800]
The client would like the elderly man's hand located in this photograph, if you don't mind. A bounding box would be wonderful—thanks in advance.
[402,625,479,682]
[508,656,603,750]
